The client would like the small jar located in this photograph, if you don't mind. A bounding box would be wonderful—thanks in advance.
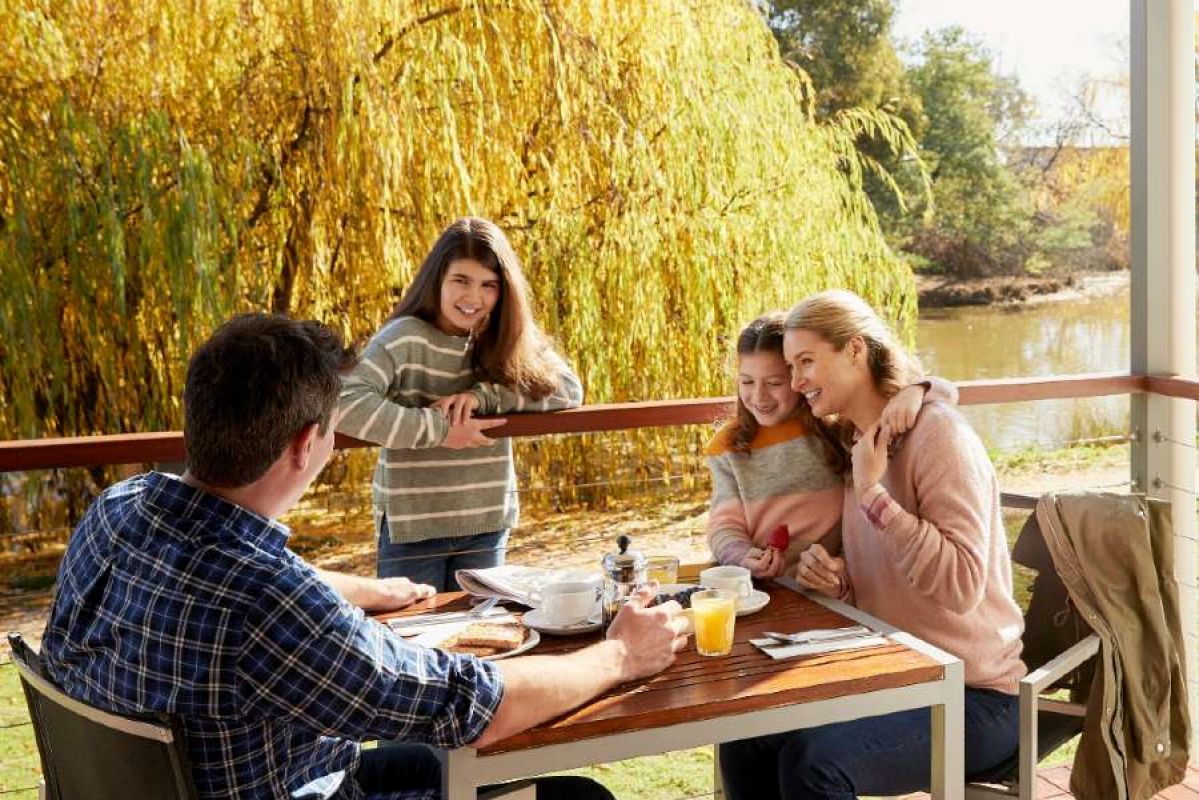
[600,534,647,630]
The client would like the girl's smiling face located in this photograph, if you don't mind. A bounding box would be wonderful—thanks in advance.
[737,351,801,427]
[436,258,500,335]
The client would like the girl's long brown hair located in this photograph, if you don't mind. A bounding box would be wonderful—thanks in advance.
[727,312,848,473]
[389,217,558,398]
[784,290,923,463]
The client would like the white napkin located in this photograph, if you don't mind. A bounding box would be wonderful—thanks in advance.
[749,633,890,660]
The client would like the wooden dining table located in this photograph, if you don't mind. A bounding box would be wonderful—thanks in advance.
[377,576,965,800]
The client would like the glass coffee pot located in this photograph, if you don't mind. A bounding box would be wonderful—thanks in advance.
[600,534,647,630]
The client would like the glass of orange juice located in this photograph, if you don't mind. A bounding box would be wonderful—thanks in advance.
[691,588,737,656]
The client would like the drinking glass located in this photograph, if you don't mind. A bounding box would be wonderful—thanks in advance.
[645,555,680,585]
[691,588,737,656]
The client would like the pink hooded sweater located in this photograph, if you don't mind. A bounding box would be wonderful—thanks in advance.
[846,402,1026,694]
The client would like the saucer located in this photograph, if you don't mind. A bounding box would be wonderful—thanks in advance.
[484,628,541,660]
[736,589,771,617]
[522,608,602,636]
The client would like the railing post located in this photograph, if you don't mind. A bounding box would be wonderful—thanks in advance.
[1129,0,1197,763]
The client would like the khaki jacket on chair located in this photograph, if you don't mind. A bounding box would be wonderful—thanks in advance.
[1035,491,1190,800]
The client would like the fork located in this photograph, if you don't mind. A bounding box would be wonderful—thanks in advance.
[761,625,873,646]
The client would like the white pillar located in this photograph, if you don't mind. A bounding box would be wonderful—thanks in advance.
[1129,0,1197,764]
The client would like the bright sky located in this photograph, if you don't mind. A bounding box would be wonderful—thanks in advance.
[891,0,1130,138]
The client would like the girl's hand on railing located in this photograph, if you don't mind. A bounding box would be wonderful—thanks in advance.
[441,417,507,448]
[430,392,480,425]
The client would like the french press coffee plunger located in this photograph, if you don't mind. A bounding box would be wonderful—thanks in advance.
[600,534,647,630]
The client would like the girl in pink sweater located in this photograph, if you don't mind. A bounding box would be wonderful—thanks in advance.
[720,291,1025,800]
[705,312,955,579]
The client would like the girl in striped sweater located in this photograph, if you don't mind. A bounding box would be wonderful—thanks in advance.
[705,312,955,578]
[337,218,583,591]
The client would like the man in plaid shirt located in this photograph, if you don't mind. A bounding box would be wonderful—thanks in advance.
[40,313,689,800]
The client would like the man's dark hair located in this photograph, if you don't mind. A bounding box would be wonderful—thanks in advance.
[183,313,358,488]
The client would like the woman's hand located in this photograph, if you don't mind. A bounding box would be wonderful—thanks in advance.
[794,543,846,598]
[740,546,785,578]
[431,392,480,425]
[851,420,891,499]
[879,383,926,434]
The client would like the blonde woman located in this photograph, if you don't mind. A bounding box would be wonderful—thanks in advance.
[719,290,1025,800]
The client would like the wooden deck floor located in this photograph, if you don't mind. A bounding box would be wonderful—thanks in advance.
[894,763,1199,799]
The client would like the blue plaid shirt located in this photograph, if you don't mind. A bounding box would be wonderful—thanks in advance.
[41,472,504,800]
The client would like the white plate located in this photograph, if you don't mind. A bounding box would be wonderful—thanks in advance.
[484,628,540,660]
[522,608,602,636]
[736,589,771,617]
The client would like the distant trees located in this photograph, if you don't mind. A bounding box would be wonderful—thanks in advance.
[902,27,1035,277]
[761,2,1128,280]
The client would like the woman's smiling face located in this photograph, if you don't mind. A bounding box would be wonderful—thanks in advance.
[737,351,801,427]
[783,328,860,419]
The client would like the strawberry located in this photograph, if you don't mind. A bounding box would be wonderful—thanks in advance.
[767,524,790,551]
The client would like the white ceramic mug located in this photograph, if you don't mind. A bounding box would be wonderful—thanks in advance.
[699,565,753,600]
[529,580,601,626]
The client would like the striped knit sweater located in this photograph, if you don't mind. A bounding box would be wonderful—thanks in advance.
[705,420,844,572]
[336,316,583,543]
[705,378,960,572]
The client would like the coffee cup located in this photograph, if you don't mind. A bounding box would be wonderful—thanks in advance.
[529,580,601,626]
[699,565,753,601]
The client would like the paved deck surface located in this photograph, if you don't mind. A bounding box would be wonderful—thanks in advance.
[894,764,1199,799]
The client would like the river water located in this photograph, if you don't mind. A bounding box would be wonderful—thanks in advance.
[915,276,1131,452]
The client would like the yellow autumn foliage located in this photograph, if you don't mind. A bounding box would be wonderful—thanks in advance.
[0,0,915,508]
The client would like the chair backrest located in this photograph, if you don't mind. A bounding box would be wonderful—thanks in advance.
[7,632,199,800]
[1011,507,1097,697]
[966,504,1095,790]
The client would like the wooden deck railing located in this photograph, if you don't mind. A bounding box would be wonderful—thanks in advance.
[1,371,1192,473]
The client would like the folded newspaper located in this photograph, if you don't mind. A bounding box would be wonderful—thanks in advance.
[455,565,602,606]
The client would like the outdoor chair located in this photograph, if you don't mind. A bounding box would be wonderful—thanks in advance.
[963,500,1100,800]
[7,632,199,800]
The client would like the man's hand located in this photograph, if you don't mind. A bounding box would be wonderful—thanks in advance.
[851,420,890,499]
[605,586,691,682]
[313,569,436,612]
[441,416,507,448]
[741,546,785,578]
[365,577,437,612]
[477,587,690,747]
[431,392,481,425]
[794,543,847,599]
[879,383,926,434]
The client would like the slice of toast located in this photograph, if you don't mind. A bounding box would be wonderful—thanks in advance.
[441,622,526,655]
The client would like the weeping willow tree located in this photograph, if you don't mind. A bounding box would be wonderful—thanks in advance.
[0,0,917,513]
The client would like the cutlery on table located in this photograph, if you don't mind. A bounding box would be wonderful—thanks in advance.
[761,626,875,647]
[388,597,501,634]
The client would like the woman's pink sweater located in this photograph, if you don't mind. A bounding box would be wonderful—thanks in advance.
[844,402,1026,694]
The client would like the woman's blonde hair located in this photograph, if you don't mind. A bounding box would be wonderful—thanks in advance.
[784,290,923,452]
[390,217,559,399]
